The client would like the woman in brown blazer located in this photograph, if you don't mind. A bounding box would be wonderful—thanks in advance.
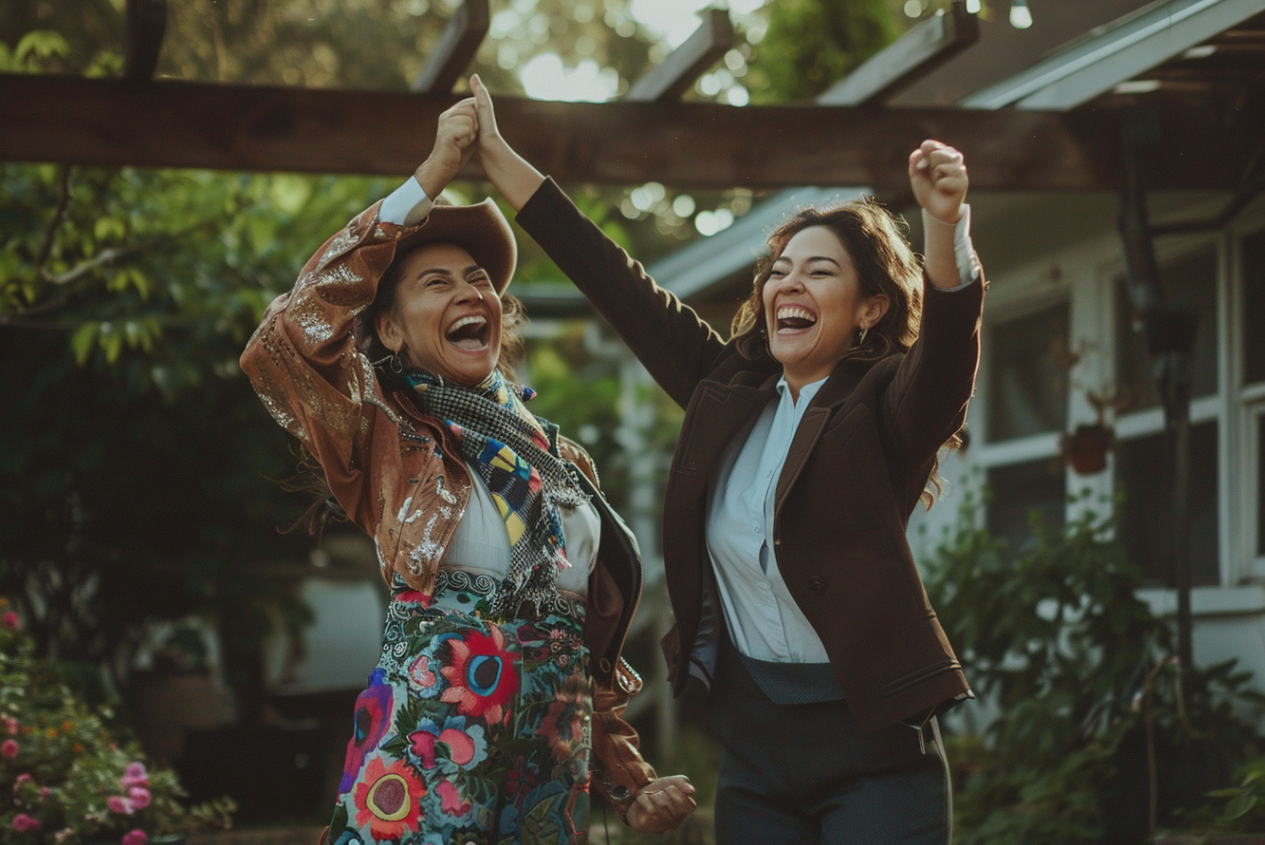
[468,73,983,844]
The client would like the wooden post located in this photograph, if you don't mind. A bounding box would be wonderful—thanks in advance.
[124,0,167,81]
[411,0,489,94]
[818,0,979,106]
[625,9,733,102]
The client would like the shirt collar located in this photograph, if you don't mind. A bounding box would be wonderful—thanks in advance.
[775,373,830,405]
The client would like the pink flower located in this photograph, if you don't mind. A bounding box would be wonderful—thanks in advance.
[121,762,149,788]
[1,739,18,758]
[40,787,49,798]
[3,717,18,735]
[122,830,147,845]
[128,786,150,809]
[11,814,40,832]
[3,611,19,630]
[15,773,32,785]
[107,795,136,815]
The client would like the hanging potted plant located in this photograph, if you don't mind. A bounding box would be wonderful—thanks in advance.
[1061,389,1118,475]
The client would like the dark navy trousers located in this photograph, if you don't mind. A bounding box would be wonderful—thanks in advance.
[709,640,952,845]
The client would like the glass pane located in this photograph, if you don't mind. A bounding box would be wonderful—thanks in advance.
[987,458,1066,554]
[1116,248,1219,413]
[1115,420,1219,586]
[1259,414,1265,557]
[1244,229,1265,386]
[988,303,1070,441]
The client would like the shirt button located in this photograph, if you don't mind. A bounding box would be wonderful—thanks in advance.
[808,575,827,595]
[753,524,762,534]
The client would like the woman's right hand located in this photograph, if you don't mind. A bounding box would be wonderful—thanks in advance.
[625,775,697,834]
[413,97,479,199]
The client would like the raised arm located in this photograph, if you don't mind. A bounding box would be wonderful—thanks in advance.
[881,141,985,480]
[238,100,478,526]
[470,75,727,409]
[470,74,546,212]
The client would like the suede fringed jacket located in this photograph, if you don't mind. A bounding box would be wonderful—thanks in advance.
[239,200,657,816]
[516,178,982,734]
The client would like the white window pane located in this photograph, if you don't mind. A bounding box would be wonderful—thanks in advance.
[1243,229,1265,387]
[988,303,1070,441]
[1115,420,1219,586]
[987,458,1066,553]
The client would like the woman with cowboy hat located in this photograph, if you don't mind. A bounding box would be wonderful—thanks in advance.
[240,98,695,844]
[465,74,982,844]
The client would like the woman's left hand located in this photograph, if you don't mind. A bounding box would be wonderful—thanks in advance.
[909,139,968,225]
[625,775,697,834]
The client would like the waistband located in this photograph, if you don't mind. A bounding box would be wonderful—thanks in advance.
[392,568,586,622]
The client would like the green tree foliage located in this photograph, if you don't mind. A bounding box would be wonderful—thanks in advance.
[0,162,397,687]
[0,0,668,697]
[0,0,656,93]
[745,0,902,101]
[0,0,909,710]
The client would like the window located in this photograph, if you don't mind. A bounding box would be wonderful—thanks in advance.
[1115,248,1219,413]
[1244,229,1265,387]
[988,302,1070,441]
[1258,412,1265,558]
[1115,421,1220,587]
[987,458,1066,554]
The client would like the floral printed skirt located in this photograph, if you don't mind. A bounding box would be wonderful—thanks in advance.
[326,571,592,845]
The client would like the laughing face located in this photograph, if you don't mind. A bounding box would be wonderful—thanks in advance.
[375,242,503,385]
[762,225,888,395]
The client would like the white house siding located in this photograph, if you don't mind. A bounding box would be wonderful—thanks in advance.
[910,190,1265,703]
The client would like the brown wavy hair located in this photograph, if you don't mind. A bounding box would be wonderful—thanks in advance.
[730,199,959,506]
[731,199,922,363]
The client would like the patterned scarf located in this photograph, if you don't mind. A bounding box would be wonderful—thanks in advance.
[403,368,587,614]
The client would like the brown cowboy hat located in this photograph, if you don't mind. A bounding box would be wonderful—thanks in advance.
[393,198,518,294]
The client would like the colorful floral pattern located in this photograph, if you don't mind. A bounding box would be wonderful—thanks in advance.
[326,578,592,845]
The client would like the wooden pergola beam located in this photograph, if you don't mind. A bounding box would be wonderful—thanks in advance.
[625,9,734,102]
[818,1,979,106]
[411,0,489,94]
[0,73,1256,191]
[124,0,168,81]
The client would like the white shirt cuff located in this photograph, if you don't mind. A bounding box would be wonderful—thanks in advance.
[380,177,434,227]
[922,204,981,291]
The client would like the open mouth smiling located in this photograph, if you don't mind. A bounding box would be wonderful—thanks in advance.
[776,305,817,333]
[445,314,490,350]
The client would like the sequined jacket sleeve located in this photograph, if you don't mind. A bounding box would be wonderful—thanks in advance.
[239,202,424,531]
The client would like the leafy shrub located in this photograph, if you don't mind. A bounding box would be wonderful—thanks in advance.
[0,599,235,845]
[923,500,1265,844]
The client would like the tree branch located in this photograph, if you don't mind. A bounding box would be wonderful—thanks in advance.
[33,165,72,274]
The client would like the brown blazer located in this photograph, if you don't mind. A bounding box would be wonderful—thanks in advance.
[518,178,983,733]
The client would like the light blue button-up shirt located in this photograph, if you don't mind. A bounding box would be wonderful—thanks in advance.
[706,375,833,662]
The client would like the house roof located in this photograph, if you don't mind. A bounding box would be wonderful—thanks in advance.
[576,0,1265,312]
[962,0,1265,110]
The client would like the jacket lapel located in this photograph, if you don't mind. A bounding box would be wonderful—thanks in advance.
[774,365,864,511]
[680,377,779,478]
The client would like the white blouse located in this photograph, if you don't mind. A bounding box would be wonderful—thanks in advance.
[441,468,600,599]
